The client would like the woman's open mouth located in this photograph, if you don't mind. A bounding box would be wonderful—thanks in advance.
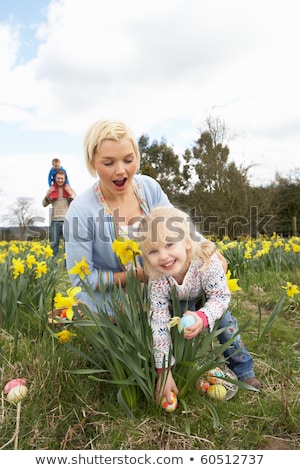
[113,178,127,188]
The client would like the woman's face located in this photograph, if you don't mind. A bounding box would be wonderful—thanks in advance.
[93,137,138,198]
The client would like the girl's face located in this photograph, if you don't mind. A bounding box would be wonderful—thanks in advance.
[92,138,138,198]
[146,238,191,284]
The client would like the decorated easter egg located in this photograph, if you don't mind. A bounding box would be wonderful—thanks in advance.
[178,315,195,333]
[4,378,27,394]
[196,377,210,393]
[6,385,28,403]
[207,384,227,401]
[161,391,178,413]
[206,367,225,384]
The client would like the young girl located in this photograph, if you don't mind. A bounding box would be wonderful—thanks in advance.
[137,206,232,405]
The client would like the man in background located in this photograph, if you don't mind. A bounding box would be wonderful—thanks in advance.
[42,170,76,257]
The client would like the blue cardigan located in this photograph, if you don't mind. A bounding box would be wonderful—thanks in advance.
[64,174,171,312]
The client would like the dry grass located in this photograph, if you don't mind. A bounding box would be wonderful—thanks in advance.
[1,270,300,450]
[1,323,299,451]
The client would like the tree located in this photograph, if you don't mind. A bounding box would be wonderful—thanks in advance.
[192,130,230,193]
[269,171,300,236]
[183,115,255,237]
[138,135,184,203]
[196,113,236,147]
[2,197,37,240]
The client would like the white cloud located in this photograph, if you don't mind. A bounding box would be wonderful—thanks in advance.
[0,0,300,222]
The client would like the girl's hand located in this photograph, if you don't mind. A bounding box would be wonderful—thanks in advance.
[155,371,178,404]
[183,311,204,340]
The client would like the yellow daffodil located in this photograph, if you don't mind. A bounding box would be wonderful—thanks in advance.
[0,252,7,264]
[244,250,252,259]
[281,282,299,298]
[112,237,141,265]
[226,270,241,292]
[11,257,25,279]
[54,286,82,320]
[55,329,77,343]
[291,243,300,253]
[26,254,36,269]
[253,249,265,259]
[43,245,54,258]
[35,261,47,279]
[68,257,91,280]
[30,243,43,256]
[273,240,284,249]
[9,244,19,254]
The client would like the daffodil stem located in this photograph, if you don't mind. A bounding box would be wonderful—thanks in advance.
[14,401,21,450]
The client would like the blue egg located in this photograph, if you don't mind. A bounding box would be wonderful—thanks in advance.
[178,315,196,333]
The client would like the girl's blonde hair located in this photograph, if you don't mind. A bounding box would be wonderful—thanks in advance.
[83,119,141,177]
[137,206,216,279]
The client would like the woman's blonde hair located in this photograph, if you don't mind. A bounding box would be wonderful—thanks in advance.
[137,206,216,279]
[83,119,141,177]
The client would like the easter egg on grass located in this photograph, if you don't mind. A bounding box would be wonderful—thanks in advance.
[4,378,27,393]
[161,391,178,413]
[4,378,28,404]
[6,385,28,403]
[207,384,227,401]
[178,315,195,333]
[196,377,210,394]
[206,367,225,384]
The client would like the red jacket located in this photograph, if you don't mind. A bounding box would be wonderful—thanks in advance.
[50,182,70,200]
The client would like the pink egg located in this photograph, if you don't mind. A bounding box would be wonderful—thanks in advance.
[4,378,27,394]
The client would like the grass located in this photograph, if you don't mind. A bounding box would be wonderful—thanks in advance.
[0,242,300,450]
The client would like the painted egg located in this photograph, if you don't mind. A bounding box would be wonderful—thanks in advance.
[4,378,27,394]
[6,385,28,403]
[161,391,178,412]
[206,367,225,384]
[178,315,195,333]
[207,384,227,401]
[196,377,210,393]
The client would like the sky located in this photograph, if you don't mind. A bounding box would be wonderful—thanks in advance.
[0,0,299,226]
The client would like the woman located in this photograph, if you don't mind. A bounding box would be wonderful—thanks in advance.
[64,119,171,313]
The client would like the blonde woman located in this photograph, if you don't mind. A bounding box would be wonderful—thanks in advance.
[64,120,171,313]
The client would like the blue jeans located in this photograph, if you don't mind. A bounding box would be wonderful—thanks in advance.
[217,309,255,381]
[179,300,255,381]
[49,220,64,257]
